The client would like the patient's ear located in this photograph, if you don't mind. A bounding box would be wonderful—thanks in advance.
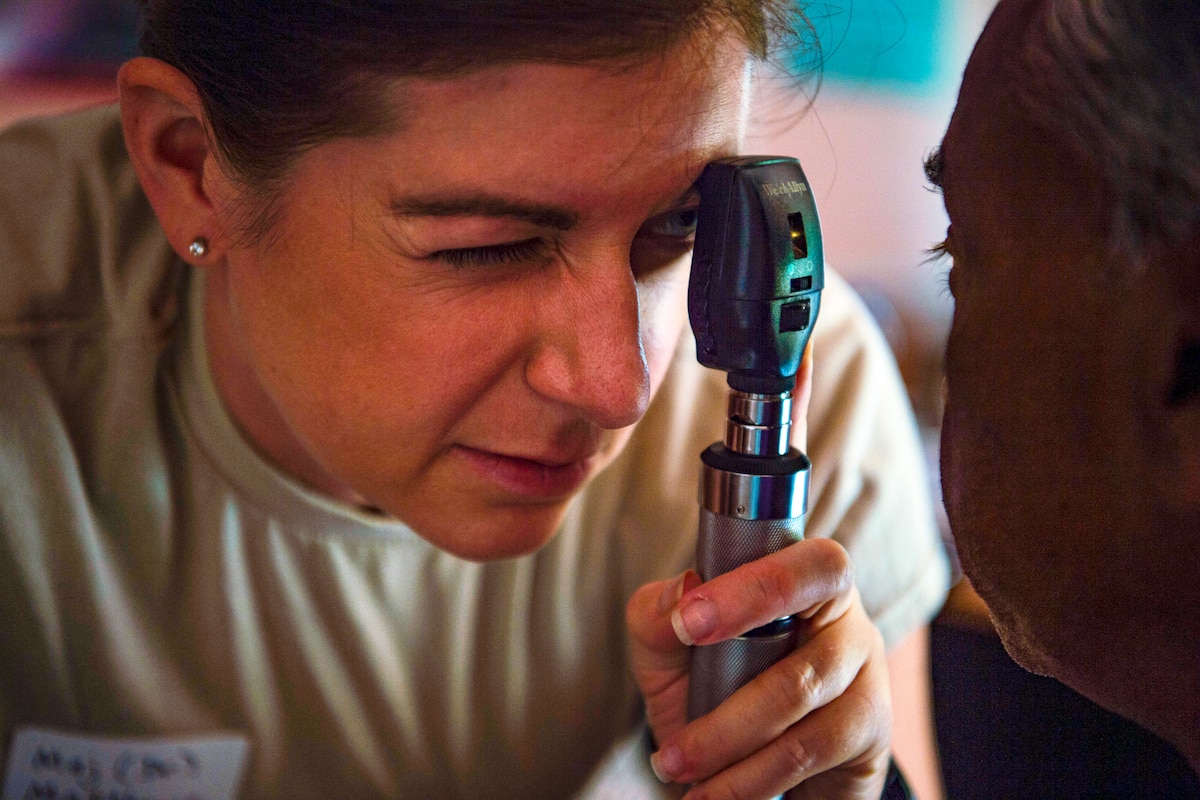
[1152,231,1200,505]
[1166,342,1200,407]
[118,56,228,265]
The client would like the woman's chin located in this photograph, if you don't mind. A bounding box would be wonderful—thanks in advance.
[397,500,574,563]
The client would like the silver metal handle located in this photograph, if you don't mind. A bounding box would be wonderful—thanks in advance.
[688,509,807,718]
[687,508,806,800]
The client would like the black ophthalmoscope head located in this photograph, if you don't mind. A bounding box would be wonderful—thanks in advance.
[688,156,825,396]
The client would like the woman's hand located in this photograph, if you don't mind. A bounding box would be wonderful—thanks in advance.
[626,540,892,799]
[624,343,892,799]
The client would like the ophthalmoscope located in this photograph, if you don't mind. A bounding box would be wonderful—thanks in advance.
[686,156,825,726]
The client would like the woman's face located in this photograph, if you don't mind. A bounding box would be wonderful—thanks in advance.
[202,31,752,560]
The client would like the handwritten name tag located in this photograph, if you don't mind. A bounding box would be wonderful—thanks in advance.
[3,726,249,800]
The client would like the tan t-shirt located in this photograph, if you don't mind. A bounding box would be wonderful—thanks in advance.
[0,106,949,799]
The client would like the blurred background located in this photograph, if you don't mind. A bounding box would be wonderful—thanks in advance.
[2,1,1197,797]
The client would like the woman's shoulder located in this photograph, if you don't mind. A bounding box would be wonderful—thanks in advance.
[0,103,132,228]
[0,104,178,339]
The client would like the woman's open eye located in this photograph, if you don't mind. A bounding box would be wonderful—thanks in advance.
[642,206,700,240]
[431,238,551,269]
[630,205,701,277]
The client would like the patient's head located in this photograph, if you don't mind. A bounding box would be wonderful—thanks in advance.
[930,0,1200,771]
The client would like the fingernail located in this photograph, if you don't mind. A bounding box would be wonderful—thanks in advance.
[650,744,682,784]
[670,596,716,646]
[657,573,686,615]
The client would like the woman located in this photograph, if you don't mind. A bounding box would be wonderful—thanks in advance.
[0,2,949,798]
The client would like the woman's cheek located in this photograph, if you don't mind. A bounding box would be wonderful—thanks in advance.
[639,276,691,386]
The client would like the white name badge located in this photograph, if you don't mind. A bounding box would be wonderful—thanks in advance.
[3,727,250,800]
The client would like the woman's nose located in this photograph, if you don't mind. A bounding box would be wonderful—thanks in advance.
[523,257,650,430]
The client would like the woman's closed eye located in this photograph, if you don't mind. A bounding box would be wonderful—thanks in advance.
[428,204,699,273]
[431,238,552,269]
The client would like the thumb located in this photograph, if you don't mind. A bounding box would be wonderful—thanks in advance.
[791,338,814,449]
[626,569,703,745]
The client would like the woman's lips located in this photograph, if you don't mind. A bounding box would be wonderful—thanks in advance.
[455,445,595,499]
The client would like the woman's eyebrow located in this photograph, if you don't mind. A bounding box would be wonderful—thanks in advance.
[389,193,578,230]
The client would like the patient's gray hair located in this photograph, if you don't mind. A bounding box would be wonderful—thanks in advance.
[1019,0,1200,258]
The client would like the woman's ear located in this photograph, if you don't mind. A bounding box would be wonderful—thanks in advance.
[118,56,227,265]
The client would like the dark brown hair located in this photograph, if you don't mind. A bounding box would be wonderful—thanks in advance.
[133,0,812,220]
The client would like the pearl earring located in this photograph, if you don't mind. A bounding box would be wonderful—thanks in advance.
[188,237,209,259]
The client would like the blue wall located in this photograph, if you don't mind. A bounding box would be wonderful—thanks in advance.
[793,0,959,95]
